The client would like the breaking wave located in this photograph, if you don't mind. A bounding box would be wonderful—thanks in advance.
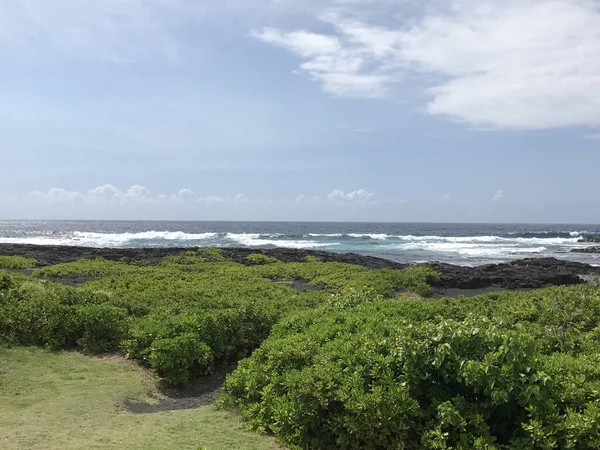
[0,225,597,263]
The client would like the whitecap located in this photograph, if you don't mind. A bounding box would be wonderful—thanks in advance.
[347,233,389,240]
[224,233,337,249]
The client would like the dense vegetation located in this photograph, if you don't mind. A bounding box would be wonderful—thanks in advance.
[0,249,436,386]
[223,283,600,449]
[3,248,600,448]
[0,255,37,269]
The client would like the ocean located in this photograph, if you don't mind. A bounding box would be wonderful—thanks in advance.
[0,221,599,267]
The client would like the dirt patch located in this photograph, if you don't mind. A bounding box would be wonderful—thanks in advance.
[273,277,324,291]
[3,268,36,276]
[124,363,237,414]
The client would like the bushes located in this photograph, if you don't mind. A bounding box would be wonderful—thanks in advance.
[223,285,600,449]
[124,306,279,384]
[0,256,37,269]
[148,333,214,386]
[1,252,439,386]
[76,304,128,353]
[246,253,279,265]
[0,279,126,352]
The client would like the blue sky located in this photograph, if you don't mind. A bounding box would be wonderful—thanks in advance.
[1,0,599,222]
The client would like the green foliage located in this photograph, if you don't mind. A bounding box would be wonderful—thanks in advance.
[76,304,128,353]
[0,255,37,269]
[246,253,279,265]
[223,283,600,449]
[304,255,322,263]
[1,250,434,387]
[34,257,135,278]
[196,247,226,261]
[148,333,214,386]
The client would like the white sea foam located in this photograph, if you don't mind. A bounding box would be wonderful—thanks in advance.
[347,233,389,240]
[395,235,576,246]
[224,233,336,249]
[456,246,547,257]
[74,231,219,242]
[0,231,219,247]
[308,233,343,237]
[0,236,77,246]
[385,241,548,257]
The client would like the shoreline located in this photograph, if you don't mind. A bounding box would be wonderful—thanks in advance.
[2,243,599,299]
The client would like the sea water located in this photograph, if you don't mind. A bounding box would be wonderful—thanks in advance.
[0,220,599,267]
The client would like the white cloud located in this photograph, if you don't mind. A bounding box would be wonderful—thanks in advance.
[493,190,504,201]
[252,26,390,98]
[196,193,255,205]
[27,188,84,204]
[178,188,195,197]
[327,188,376,203]
[22,185,209,207]
[253,0,600,130]
[585,133,600,140]
[443,193,451,201]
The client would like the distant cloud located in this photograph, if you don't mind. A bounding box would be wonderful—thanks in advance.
[253,0,600,130]
[196,193,254,205]
[443,193,451,201]
[27,185,186,206]
[178,188,195,197]
[584,133,600,140]
[493,190,504,202]
[323,189,407,206]
[327,189,375,203]
[6,185,405,210]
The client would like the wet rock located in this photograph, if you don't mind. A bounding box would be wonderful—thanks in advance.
[578,236,600,243]
[572,247,600,254]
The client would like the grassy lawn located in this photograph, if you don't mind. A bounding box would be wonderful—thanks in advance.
[0,347,284,450]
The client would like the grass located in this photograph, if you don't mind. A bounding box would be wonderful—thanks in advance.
[0,346,284,450]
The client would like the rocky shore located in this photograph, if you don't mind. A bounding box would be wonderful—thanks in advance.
[572,247,600,254]
[1,244,599,298]
[578,236,600,243]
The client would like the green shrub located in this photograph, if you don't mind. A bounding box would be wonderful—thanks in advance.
[76,304,128,353]
[34,258,134,278]
[196,248,226,262]
[246,253,279,265]
[223,285,600,449]
[2,254,438,386]
[148,333,214,386]
[304,255,322,263]
[123,306,279,384]
[0,256,37,269]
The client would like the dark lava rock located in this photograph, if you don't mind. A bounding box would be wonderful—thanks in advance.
[572,247,600,254]
[578,236,600,243]
[422,257,600,292]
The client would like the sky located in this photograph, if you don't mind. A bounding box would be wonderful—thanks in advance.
[0,0,599,223]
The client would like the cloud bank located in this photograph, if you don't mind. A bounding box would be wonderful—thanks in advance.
[253,0,600,130]
[0,185,399,219]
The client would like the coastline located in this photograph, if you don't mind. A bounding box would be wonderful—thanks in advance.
[2,243,599,298]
